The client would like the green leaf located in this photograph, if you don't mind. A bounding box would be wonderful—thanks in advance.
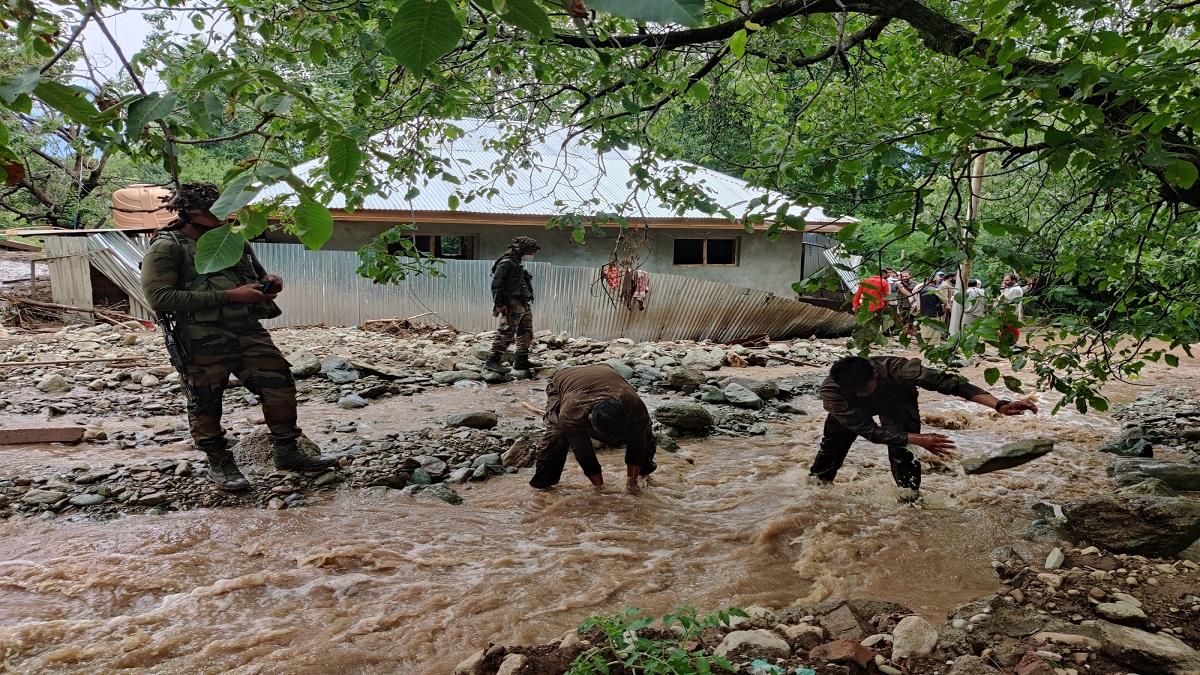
[686,81,710,101]
[126,92,178,139]
[203,91,226,127]
[210,172,261,220]
[984,367,1000,385]
[587,0,704,26]
[237,207,271,239]
[188,95,217,135]
[384,0,463,74]
[571,228,585,244]
[0,66,39,105]
[1165,353,1180,367]
[729,29,747,58]
[32,80,97,124]
[447,194,459,210]
[195,225,246,274]
[328,134,363,185]
[1002,375,1024,393]
[1164,160,1198,190]
[293,199,334,250]
[496,0,552,36]
[1043,127,1073,147]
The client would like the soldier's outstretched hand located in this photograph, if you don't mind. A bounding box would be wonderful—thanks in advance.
[909,432,957,457]
[998,400,1038,415]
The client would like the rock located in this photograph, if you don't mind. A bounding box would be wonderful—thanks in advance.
[603,359,634,380]
[781,624,826,651]
[481,370,508,384]
[502,438,536,468]
[1031,632,1102,650]
[962,438,1054,474]
[337,395,369,409]
[892,615,939,660]
[714,630,791,659]
[1109,458,1200,491]
[287,349,322,377]
[445,411,499,429]
[1099,427,1153,457]
[723,377,780,400]
[21,489,66,505]
[814,603,863,641]
[741,606,778,628]
[1115,478,1178,498]
[36,374,72,393]
[1044,547,1065,570]
[653,402,713,430]
[723,383,764,410]
[422,484,464,505]
[413,456,448,477]
[495,653,527,675]
[1015,652,1058,675]
[452,649,490,675]
[444,467,473,484]
[1096,601,1147,624]
[1060,493,1200,556]
[433,371,476,385]
[682,349,723,371]
[69,493,106,506]
[410,468,432,485]
[664,366,707,389]
[136,492,170,506]
[471,453,502,468]
[808,640,873,668]
[699,384,727,403]
[948,655,1001,675]
[321,356,360,383]
[1097,620,1200,674]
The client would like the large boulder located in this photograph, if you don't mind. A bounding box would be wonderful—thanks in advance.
[722,383,764,410]
[445,411,499,429]
[892,615,939,660]
[1099,427,1153,457]
[320,355,360,383]
[653,402,714,430]
[502,438,536,468]
[603,359,635,380]
[682,348,724,371]
[1115,478,1178,498]
[1097,620,1200,675]
[723,377,779,400]
[1109,458,1200,491]
[962,439,1054,474]
[1060,493,1200,557]
[36,374,73,394]
[713,630,791,659]
[287,349,321,378]
[664,366,707,389]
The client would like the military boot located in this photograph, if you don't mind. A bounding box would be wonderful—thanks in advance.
[513,351,540,370]
[273,438,338,471]
[204,448,251,491]
[483,351,511,373]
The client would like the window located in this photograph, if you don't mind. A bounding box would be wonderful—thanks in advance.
[388,235,477,259]
[673,238,739,266]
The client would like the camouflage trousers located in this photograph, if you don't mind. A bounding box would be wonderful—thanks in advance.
[183,323,301,450]
[490,298,534,353]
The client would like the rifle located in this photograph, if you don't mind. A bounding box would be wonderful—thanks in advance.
[155,310,195,402]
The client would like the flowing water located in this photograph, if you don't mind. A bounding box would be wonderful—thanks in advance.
[0,385,1120,674]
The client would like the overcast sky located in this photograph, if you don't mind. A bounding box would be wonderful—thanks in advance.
[74,7,211,91]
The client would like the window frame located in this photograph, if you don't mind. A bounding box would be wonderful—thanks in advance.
[672,237,740,267]
[388,234,479,260]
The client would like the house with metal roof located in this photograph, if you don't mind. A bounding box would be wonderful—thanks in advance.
[254,118,853,298]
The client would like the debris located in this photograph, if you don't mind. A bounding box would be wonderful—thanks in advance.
[0,426,86,445]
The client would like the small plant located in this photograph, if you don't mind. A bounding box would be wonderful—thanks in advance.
[569,606,749,675]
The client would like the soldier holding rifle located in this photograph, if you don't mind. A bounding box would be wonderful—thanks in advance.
[140,182,336,491]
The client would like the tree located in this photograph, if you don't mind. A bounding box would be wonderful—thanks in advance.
[1,0,1197,409]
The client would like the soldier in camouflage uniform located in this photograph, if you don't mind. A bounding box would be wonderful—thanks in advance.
[140,182,336,491]
[485,236,541,373]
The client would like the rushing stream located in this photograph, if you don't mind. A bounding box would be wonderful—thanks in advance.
[0,388,1119,673]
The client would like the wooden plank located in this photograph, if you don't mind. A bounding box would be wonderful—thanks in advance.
[0,356,144,367]
[0,427,86,445]
[0,239,42,251]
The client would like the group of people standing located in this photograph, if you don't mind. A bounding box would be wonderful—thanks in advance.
[854,268,1033,344]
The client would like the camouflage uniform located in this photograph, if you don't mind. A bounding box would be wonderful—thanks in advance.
[141,230,298,453]
[487,237,539,370]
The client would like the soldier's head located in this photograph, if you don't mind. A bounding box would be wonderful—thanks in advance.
[830,356,879,397]
[589,398,628,440]
[161,182,228,230]
[509,236,542,260]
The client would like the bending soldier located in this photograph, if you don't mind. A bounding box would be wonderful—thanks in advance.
[140,182,336,491]
[810,356,1037,503]
[485,236,541,373]
[531,364,657,494]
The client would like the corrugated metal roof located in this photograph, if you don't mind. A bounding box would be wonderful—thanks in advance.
[255,118,855,226]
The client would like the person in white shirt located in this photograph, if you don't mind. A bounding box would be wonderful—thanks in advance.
[963,279,987,326]
[999,273,1025,322]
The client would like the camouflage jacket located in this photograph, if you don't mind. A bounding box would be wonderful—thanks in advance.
[140,229,281,328]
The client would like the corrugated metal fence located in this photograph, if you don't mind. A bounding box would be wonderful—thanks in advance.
[48,235,854,341]
[252,244,853,340]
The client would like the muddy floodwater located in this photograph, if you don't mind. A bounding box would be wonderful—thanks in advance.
[0,363,1130,675]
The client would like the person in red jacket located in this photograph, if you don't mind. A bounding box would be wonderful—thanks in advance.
[853,275,889,312]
